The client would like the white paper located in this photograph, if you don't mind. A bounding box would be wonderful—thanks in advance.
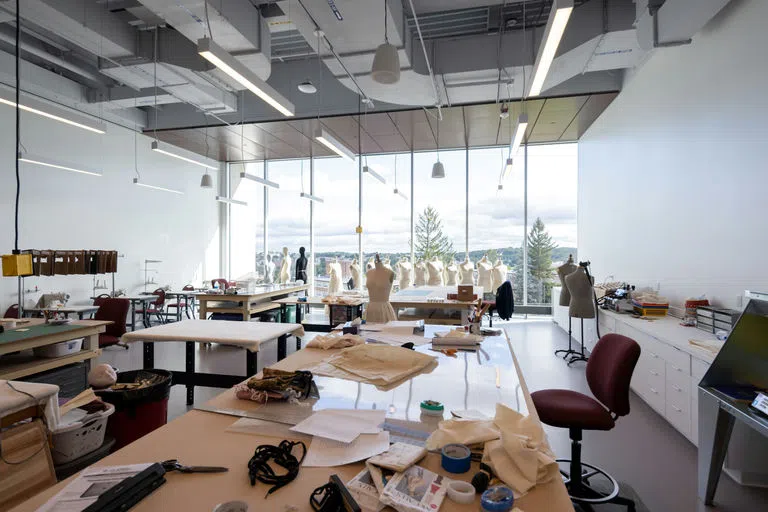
[290,409,385,443]
[303,431,390,467]
[37,464,152,512]
[364,332,431,347]
[226,418,312,442]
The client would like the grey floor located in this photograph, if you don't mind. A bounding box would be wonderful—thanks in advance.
[97,317,768,512]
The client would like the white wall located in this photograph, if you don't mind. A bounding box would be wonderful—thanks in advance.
[578,0,768,310]
[0,105,221,313]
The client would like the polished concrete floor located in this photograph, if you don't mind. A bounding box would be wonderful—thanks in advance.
[97,317,768,512]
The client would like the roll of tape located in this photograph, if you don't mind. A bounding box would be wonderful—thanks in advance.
[480,486,515,512]
[446,480,475,504]
[441,443,472,474]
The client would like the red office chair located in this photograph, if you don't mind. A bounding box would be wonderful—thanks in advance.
[3,304,19,319]
[531,334,641,511]
[94,298,130,349]
[135,289,166,327]
[167,284,196,320]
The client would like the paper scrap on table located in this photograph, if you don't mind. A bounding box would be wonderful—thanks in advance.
[303,431,390,467]
[226,417,312,442]
[364,332,431,347]
[290,408,385,443]
[347,467,387,512]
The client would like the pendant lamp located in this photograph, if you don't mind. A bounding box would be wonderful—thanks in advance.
[431,110,444,178]
[200,172,213,188]
[371,0,400,84]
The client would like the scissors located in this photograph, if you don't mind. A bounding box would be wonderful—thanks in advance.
[161,459,229,474]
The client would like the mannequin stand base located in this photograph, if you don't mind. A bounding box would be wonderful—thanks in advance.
[567,354,589,366]
[555,348,579,359]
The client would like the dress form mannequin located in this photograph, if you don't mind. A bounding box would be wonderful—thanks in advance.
[328,257,343,296]
[366,257,376,272]
[426,256,444,286]
[557,255,578,306]
[564,264,596,365]
[382,258,394,273]
[490,259,507,293]
[459,257,475,285]
[414,260,427,287]
[445,261,458,286]
[365,255,396,323]
[279,247,291,284]
[397,258,413,290]
[263,255,275,284]
[295,247,308,283]
[350,258,361,290]
[476,255,493,293]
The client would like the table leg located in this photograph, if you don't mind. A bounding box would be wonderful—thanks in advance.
[242,301,248,322]
[246,350,258,377]
[281,304,287,323]
[78,312,84,320]
[277,334,287,361]
[186,341,195,405]
[296,304,302,325]
[130,301,137,331]
[199,299,207,320]
[698,393,736,505]
[296,336,302,351]
[143,341,155,369]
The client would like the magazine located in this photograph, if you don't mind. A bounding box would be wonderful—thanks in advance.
[367,442,427,473]
[347,468,386,512]
[379,465,448,512]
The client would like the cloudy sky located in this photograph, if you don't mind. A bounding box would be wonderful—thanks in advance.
[230,143,577,276]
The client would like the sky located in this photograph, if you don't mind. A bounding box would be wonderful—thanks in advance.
[229,143,577,276]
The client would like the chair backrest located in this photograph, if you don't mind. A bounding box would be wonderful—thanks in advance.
[93,294,111,307]
[94,298,130,337]
[182,284,195,291]
[151,289,166,307]
[211,278,228,289]
[586,333,641,417]
[3,304,19,319]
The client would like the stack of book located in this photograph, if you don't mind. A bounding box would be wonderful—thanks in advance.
[631,298,669,317]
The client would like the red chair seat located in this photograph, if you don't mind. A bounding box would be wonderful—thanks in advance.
[531,389,615,431]
[136,307,163,314]
[99,334,121,347]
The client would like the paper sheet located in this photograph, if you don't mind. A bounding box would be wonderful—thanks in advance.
[364,332,431,347]
[290,409,385,443]
[226,418,312,442]
[303,431,390,467]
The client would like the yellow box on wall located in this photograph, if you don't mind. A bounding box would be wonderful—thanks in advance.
[2,253,33,276]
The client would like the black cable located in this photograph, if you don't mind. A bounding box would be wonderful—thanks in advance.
[248,440,306,497]
[14,0,20,253]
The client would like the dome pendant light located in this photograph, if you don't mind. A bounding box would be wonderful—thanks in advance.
[431,110,444,178]
[371,0,400,84]
[298,80,317,94]
[200,172,213,188]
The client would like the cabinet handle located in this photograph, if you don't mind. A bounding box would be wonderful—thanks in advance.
[650,370,659,376]
[672,406,682,412]
[673,385,682,392]
[650,387,658,394]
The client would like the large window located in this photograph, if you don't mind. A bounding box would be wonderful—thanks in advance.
[230,162,264,282]
[525,143,578,305]
[269,159,309,283]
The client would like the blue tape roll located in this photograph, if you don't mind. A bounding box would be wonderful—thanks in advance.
[441,443,471,474]
[480,486,515,512]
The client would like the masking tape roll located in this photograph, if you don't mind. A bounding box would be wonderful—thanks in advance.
[441,443,472,474]
[446,480,475,504]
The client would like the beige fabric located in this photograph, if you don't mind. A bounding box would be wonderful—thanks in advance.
[365,264,396,323]
[122,320,304,352]
[482,403,557,498]
[425,418,500,450]
[306,333,365,350]
[0,380,60,428]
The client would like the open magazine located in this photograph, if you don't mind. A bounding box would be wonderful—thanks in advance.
[379,465,448,512]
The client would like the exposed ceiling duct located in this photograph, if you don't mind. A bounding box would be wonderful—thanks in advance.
[635,0,734,50]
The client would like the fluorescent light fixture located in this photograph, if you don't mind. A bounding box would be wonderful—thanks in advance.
[133,177,184,195]
[300,192,324,203]
[502,157,514,180]
[18,153,102,177]
[528,0,574,97]
[151,140,218,170]
[314,127,356,161]
[0,95,106,134]
[393,188,408,200]
[198,38,295,117]
[240,171,280,189]
[363,165,386,184]
[510,113,529,156]
[216,196,248,206]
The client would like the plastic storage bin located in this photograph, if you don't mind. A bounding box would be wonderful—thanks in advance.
[51,402,115,464]
[33,338,83,358]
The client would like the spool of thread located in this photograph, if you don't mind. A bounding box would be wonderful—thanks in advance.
[480,486,514,512]
[420,400,444,416]
[441,443,472,474]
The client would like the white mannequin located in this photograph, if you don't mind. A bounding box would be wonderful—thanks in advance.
[279,247,291,284]
[459,256,475,285]
[264,254,275,284]
[382,258,394,273]
[350,258,362,290]
[445,261,458,286]
[366,257,376,272]
[414,260,427,287]
[491,259,507,294]
[477,255,493,293]
[366,255,396,323]
[328,258,343,296]
[426,256,444,286]
[397,258,413,290]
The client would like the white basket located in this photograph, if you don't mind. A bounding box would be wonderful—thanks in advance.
[33,338,83,358]
[51,402,114,464]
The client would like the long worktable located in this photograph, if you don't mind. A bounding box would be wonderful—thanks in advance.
[197,284,309,321]
[13,326,573,512]
[390,286,482,325]
[122,320,305,405]
[274,296,367,332]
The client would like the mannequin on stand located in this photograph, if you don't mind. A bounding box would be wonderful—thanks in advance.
[555,255,579,359]
[328,257,343,296]
[445,261,458,286]
[490,258,507,294]
[397,258,413,290]
[564,262,596,366]
[426,256,444,286]
[366,254,396,323]
[350,258,361,290]
[477,255,493,293]
[414,260,427,287]
[279,247,291,284]
[295,247,308,284]
[459,256,475,285]
[382,258,394,273]
[366,257,376,272]
[263,254,275,284]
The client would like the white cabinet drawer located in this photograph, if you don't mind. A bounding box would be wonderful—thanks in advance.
[691,358,710,383]
[666,357,690,379]
[658,344,691,376]
[598,315,616,334]
[639,366,666,414]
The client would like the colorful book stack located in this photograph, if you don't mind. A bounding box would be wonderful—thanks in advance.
[632,299,669,317]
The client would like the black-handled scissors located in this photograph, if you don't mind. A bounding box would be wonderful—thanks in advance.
[161,459,229,474]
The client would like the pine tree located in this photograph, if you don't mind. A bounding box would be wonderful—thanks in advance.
[415,206,454,261]
[527,217,557,303]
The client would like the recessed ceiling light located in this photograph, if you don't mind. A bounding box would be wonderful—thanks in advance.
[298,81,317,94]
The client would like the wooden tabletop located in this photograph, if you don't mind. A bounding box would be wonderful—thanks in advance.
[274,296,367,307]
[196,284,309,302]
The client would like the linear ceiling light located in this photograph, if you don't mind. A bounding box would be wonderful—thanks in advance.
[502,157,514,180]
[151,140,218,170]
[0,95,106,134]
[510,113,529,156]
[363,165,386,184]
[133,177,183,195]
[215,196,248,206]
[18,153,102,177]
[300,192,324,203]
[528,0,574,97]
[198,38,295,117]
[314,127,356,161]
[240,171,280,189]
[393,188,408,200]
